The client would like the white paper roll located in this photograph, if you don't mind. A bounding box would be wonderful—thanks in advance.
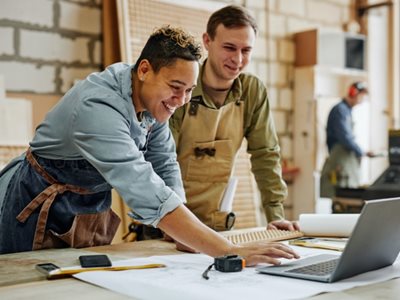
[299,214,359,237]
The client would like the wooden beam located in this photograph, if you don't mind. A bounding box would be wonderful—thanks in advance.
[102,0,121,68]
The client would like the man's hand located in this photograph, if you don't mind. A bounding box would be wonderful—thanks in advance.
[267,219,300,231]
[366,151,376,158]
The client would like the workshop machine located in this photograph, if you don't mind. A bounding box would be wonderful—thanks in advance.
[332,130,400,213]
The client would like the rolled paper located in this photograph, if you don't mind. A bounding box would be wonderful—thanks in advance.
[299,214,359,237]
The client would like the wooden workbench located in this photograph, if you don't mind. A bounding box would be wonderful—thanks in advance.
[1,240,399,299]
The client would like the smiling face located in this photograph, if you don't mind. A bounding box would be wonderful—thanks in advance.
[134,58,199,123]
[203,24,255,87]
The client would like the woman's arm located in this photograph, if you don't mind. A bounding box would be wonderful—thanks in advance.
[158,205,300,266]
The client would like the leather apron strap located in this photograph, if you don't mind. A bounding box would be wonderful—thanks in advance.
[16,148,93,250]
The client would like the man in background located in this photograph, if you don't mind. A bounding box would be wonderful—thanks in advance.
[320,81,374,198]
[170,5,298,232]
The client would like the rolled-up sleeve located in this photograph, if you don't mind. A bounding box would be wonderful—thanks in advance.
[70,96,184,227]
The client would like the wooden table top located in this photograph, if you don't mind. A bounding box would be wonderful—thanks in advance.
[1,240,399,300]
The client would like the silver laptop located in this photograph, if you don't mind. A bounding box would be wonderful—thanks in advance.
[257,198,400,283]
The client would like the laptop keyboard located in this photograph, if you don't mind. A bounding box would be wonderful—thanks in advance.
[286,258,339,276]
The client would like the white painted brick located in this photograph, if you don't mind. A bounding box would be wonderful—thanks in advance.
[0,74,5,100]
[59,2,101,34]
[69,0,95,3]
[341,6,351,24]
[327,0,352,5]
[278,0,306,17]
[0,27,14,55]
[278,39,295,63]
[20,30,90,63]
[160,0,224,11]
[267,86,278,109]
[279,135,293,159]
[256,62,268,86]
[279,87,293,110]
[320,24,343,32]
[93,40,102,64]
[272,110,286,134]
[268,14,286,37]
[0,0,52,27]
[257,63,271,86]
[0,61,55,93]
[306,0,342,25]
[245,61,257,74]
[268,0,277,11]
[252,36,268,60]
[287,18,318,34]
[60,67,99,93]
[269,62,287,86]
[267,39,277,61]
[256,11,267,35]
[246,0,267,10]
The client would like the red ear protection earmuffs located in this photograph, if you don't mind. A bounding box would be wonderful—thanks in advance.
[348,85,358,97]
[348,82,366,97]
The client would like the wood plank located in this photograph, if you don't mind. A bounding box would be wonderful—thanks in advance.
[102,0,121,67]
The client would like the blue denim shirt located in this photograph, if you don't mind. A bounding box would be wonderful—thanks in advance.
[29,63,185,226]
[326,99,363,158]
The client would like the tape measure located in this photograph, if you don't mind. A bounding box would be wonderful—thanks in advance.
[202,255,245,280]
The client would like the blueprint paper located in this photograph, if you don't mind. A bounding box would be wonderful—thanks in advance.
[74,247,400,300]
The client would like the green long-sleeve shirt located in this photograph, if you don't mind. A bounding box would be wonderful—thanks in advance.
[169,65,287,222]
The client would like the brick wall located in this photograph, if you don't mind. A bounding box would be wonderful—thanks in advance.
[0,0,102,94]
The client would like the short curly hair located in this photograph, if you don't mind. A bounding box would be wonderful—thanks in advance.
[133,25,202,73]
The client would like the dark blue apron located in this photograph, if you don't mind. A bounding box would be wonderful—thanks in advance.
[0,148,120,254]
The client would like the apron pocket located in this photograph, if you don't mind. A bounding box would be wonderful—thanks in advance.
[43,208,121,249]
[186,140,233,182]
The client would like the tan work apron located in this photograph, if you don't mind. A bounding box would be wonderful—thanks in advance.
[16,148,120,250]
[320,144,361,198]
[177,97,244,231]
